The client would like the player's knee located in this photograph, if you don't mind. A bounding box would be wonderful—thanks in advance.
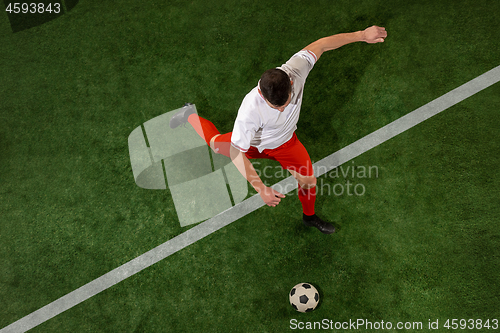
[300,176,316,189]
[209,134,221,153]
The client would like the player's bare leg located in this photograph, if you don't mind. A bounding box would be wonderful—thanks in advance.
[209,134,221,153]
[288,169,316,189]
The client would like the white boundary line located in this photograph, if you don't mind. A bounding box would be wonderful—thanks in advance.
[2,65,499,333]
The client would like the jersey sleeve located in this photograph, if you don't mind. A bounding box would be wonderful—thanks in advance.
[280,49,317,80]
[230,115,259,153]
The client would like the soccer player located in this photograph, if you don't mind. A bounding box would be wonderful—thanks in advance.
[170,26,387,234]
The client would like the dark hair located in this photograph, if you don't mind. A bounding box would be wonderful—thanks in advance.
[260,69,291,107]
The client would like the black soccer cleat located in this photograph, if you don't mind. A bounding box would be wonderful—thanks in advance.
[169,103,197,129]
[303,214,335,234]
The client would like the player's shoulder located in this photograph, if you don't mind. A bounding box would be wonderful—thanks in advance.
[291,49,318,64]
[299,49,318,64]
[238,87,265,113]
[279,50,317,79]
[234,86,267,125]
[242,86,261,103]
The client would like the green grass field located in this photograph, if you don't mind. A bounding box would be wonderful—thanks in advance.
[1,0,499,332]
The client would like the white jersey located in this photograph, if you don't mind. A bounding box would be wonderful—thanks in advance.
[231,50,317,153]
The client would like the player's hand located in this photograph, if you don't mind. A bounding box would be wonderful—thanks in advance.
[258,186,285,207]
[362,26,387,43]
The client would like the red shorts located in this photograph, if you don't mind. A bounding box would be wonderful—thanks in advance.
[213,132,314,177]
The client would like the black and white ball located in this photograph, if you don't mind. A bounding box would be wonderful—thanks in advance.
[289,283,319,312]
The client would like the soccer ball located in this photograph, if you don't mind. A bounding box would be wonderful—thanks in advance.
[289,283,319,312]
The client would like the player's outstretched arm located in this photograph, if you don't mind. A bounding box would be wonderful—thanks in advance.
[229,145,285,207]
[303,26,387,60]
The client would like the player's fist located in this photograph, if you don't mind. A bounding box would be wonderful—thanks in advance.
[259,186,285,207]
[362,26,387,43]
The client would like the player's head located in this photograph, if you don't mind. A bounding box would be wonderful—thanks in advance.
[259,69,292,108]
